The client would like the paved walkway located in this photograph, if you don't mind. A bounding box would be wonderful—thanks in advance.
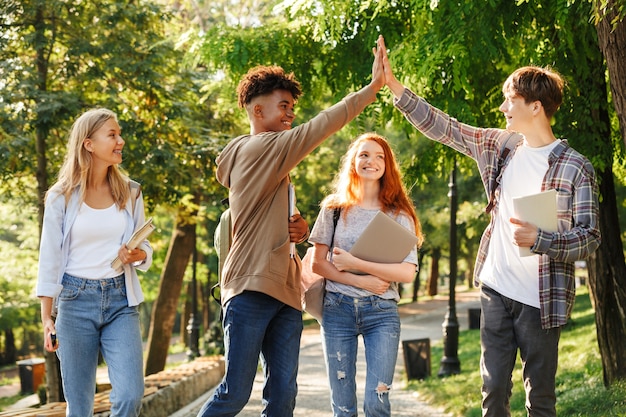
[172,290,480,417]
[0,290,480,416]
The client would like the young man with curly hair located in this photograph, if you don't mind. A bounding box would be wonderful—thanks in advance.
[196,38,386,417]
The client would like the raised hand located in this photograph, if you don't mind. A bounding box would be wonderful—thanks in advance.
[378,36,405,98]
[369,35,386,92]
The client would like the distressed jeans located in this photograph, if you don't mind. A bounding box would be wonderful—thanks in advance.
[196,290,303,417]
[480,285,561,417]
[56,274,144,417]
[321,291,400,417]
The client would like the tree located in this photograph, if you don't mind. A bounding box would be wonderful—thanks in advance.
[0,193,40,365]
[145,199,198,375]
[595,0,626,148]
[591,0,626,385]
[0,0,218,394]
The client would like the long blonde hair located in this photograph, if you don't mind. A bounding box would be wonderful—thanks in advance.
[322,132,424,248]
[50,108,130,208]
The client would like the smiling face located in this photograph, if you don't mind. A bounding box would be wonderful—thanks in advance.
[499,91,537,133]
[354,139,385,183]
[84,117,124,167]
[249,89,296,134]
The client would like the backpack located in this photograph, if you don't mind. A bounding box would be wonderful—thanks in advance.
[211,199,231,304]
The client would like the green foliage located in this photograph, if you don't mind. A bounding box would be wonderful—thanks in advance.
[0,182,41,355]
[0,0,221,212]
[0,0,227,360]
[410,287,626,416]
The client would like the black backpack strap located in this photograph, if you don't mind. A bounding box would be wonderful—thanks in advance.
[485,133,521,213]
[330,208,340,247]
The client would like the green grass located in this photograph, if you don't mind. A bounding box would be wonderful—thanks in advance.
[0,394,23,412]
[407,287,626,417]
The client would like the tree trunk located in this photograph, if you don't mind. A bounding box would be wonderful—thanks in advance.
[586,167,626,386]
[590,1,626,386]
[596,0,626,148]
[2,329,16,366]
[32,1,60,398]
[144,212,196,376]
[427,248,440,296]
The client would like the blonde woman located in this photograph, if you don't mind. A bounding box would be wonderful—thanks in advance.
[37,108,152,417]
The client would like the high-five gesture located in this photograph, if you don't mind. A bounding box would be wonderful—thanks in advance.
[369,35,386,93]
[378,36,404,98]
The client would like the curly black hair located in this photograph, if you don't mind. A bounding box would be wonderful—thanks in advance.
[237,65,303,108]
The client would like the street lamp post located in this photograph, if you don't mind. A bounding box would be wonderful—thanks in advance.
[186,243,201,360]
[438,159,461,377]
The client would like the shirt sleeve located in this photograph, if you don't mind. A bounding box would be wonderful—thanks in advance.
[309,207,334,247]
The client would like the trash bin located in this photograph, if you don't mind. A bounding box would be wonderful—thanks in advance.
[17,358,46,395]
[402,338,430,380]
[468,308,481,330]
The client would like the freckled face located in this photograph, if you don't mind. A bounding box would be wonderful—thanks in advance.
[84,118,124,166]
[354,140,385,182]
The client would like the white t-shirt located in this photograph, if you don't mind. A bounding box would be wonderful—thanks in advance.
[479,139,560,308]
[66,203,126,279]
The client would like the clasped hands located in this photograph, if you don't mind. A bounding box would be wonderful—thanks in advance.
[332,247,390,295]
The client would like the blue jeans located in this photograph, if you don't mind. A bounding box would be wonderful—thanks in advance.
[196,291,303,417]
[480,285,561,417]
[56,274,144,417]
[321,292,400,417]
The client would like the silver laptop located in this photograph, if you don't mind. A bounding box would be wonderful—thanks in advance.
[347,211,418,274]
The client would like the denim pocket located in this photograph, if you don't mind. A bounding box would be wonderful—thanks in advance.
[323,291,342,308]
[374,297,398,312]
[59,283,80,301]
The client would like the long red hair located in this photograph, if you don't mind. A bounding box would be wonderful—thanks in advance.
[322,132,423,247]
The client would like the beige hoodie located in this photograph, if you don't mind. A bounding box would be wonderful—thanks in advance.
[215,85,378,311]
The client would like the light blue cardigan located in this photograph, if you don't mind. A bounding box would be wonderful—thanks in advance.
[36,184,153,307]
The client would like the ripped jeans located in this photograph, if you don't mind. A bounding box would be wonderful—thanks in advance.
[321,291,400,417]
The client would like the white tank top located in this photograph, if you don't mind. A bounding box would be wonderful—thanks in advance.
[66,202,127,279]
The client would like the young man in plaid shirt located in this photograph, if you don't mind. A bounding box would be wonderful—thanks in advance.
[380,37,600,417]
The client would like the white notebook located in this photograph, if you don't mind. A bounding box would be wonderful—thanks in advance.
[512,189,558,257]
[347,211,418,274]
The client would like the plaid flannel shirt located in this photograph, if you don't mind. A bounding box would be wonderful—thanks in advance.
[394,88,601,329]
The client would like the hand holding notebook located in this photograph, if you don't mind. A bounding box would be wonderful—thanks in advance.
[111,217,155,269]
[512,190,558,257]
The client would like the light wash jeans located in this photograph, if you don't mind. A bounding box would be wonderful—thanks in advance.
[480,285,561,417]
[56,274,144,417]
[321,291,400,417]
[196,290,303,417]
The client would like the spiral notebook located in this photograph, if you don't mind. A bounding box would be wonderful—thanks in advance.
[347,211,418,274]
